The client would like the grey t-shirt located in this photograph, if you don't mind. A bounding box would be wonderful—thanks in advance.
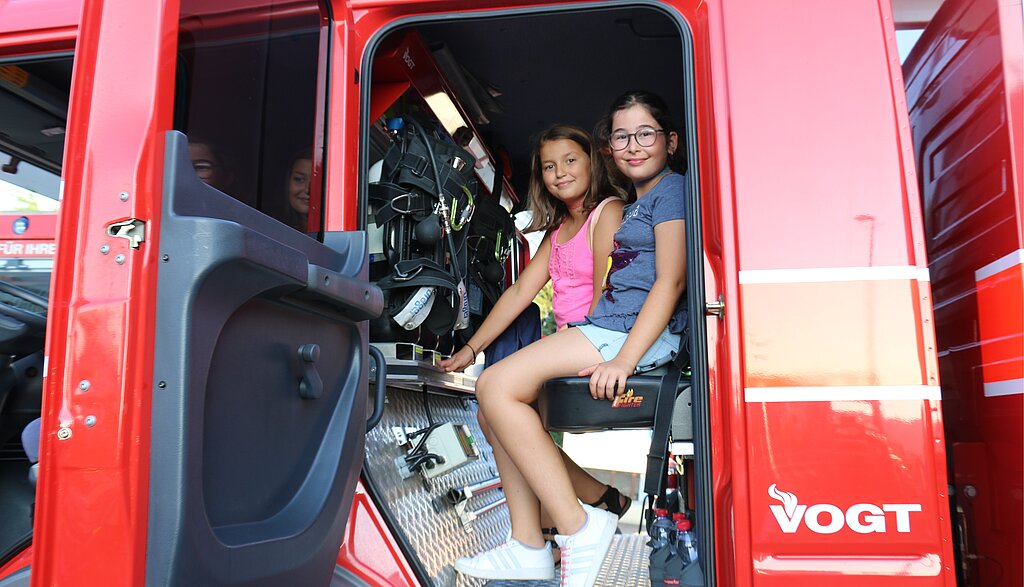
[585,172,688,334]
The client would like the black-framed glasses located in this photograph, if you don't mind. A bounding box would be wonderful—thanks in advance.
[609,127,665,151]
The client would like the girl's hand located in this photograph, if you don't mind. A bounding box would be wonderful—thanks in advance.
[578,358,635,400]
[439,346,476,373]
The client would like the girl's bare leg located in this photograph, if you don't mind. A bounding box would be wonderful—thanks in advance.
[479,413,545,546]
[475,327,603,537]
[476,411,611,545]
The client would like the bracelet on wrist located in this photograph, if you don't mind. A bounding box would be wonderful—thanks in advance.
[464,342,479,365]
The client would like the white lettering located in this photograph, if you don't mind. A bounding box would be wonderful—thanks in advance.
[769,504,807,533]
[25,243,56,255]
[804,504,844,534]
[845,503,886,533]
[768,484,922,535]
[883,503,922,533]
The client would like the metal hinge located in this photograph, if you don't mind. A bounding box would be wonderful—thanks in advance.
[106,218,145,249]
[705,294,725,319]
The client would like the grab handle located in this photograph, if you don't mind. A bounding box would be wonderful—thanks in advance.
[367,345,387,431]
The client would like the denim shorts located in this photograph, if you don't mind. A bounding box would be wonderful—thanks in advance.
[575,323,680,374]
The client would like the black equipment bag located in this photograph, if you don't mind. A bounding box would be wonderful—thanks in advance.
[367,118,512,349]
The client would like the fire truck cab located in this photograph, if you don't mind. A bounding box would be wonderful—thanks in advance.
[0,0,1020,586]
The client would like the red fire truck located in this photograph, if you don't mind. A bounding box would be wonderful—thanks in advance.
[903,0,1023,584]
[0,0,1019,586]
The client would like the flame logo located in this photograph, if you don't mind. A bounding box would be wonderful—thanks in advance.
[768,484,799,518]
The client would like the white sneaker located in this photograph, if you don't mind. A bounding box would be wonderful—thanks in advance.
[554,504,617,587]
[454,538,555,580]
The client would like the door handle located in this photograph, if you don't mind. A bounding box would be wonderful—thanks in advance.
[298,344,323,400]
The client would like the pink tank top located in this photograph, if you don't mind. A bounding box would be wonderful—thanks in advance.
[548,199,618,329]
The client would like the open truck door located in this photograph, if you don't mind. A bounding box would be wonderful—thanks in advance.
[31,1,381,585]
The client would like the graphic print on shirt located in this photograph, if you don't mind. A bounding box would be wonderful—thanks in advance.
[603,241,640,302]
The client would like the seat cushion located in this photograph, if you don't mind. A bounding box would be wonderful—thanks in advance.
[537,375,691,433]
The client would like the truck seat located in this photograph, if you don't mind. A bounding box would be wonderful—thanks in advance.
[537,371,693,439]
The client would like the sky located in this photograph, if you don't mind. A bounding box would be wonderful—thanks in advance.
[896,29,925,63]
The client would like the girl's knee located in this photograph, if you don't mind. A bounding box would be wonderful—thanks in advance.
[475,368,498,402]
[475,368,513,413]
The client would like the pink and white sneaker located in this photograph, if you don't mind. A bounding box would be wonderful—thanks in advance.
[554,504,617,587]
[454,538,555,580]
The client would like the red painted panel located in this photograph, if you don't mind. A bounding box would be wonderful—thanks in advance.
[30,0,179,584]
[0,216,58,258]
[722,0,920,271]
[976,261,1024,385]
[741,280,931,389]
[336,479,420,587]
[746,400,950,586]
[0,0,79,57]
[0,546,32,581]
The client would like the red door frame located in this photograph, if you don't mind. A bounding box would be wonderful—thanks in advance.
[32,0,179,583]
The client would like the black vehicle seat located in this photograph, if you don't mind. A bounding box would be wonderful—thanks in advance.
[537,370,692,437]
[535,324,693,498]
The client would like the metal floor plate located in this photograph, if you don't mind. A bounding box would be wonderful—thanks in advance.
[484,534,652,587]
[363,386,651,587]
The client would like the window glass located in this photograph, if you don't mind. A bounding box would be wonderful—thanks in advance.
[0,58,70,210]
[176,0,324,234]
[0,56,71,298]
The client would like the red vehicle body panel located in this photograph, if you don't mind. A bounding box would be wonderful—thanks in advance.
[904,0,1024,584]
[0,0,982,585]
[0,215,58,259]
[708,2,950,584]
[337,479,421,586]
[0,0,79,57]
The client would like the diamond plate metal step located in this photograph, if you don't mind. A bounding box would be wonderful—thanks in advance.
[363,386,650,586]
[484,534,651,587]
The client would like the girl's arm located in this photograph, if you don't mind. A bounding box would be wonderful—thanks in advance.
[439,234,554,372]
[588,199,624,314]
[579,219,687,399]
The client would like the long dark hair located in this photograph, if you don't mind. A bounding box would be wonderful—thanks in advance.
[524,124,625,233]
[599,90,686,175]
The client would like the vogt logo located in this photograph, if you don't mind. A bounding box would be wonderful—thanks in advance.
[768,484,922,534]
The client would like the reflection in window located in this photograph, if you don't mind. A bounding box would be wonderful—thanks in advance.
[176,0,324,234]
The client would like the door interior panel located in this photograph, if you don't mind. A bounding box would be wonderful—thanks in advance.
[145,131,381,586]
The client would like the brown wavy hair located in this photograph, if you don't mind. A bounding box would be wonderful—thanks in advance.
[523,124,625,233]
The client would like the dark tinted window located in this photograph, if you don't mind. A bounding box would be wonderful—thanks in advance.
[176,0,325,234]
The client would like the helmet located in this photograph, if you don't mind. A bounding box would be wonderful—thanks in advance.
[391,286,437,330]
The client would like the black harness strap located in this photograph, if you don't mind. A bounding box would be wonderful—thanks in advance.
[643,326,692,498]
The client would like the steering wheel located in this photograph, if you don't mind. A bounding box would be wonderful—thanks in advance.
[0,281,47,331]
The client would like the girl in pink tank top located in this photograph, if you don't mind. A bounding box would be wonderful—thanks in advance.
[548,196,621,329]
[439,125,631,557]
[440,123,625,371]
